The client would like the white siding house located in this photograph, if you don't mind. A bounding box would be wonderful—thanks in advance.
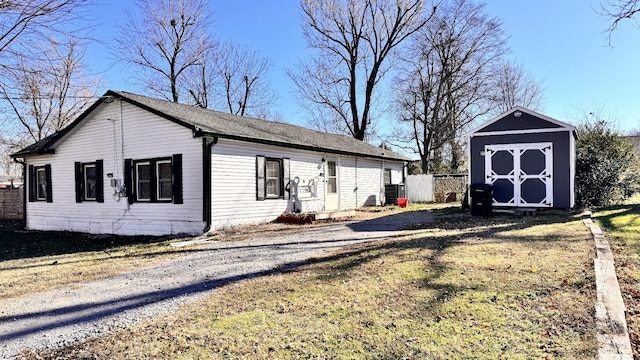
[12,90,409,236]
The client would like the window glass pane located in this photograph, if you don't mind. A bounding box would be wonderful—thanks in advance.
[36,168,47,200]
[266,161,279,178]
[159,181,172,199]
[157,162,172,180]
[157,161,172,200]
[137,163,151,200]
[327,161,337,193]
[266,179,278,196]
[327,161,336,177]
[384,169,391,185]
[327,178,337,193]
[137,163,150,181]
[138,182,151,200]
[84,165,97,199]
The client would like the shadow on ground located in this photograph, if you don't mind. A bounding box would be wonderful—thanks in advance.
[0,220,168,262]
[5,209,594,359]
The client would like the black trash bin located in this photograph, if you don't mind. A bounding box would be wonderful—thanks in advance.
[470,183,493,216]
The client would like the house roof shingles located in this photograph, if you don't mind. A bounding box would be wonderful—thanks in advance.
[12,90,409,161]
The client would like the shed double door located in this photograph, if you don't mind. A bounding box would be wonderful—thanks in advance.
[484,142,553,207]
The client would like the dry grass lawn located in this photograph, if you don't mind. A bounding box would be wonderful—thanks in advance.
[19,207,598,359]
[0,222,188,299]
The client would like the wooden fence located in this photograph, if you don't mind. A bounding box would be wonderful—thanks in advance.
[0,188,23,220]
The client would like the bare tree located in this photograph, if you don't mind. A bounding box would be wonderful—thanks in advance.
[0,138,21,177]
[113,0,215,103]
[392,0,507,174]
[290,0,438,140]
[0,37,102,146]
[491,60,545,114]
[188,41,277,117]
[0,0,90,61]
[601,0,640,38]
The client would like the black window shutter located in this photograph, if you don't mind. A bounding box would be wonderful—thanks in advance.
[283,158,290,200]
[96,160,104,203]
[124,159,133,204]
[150,159,157,202]
[172,154,183,204]
[74,162,83,203]
[256,155,265,201]
[28,165,35,202]
[44,164,52,203]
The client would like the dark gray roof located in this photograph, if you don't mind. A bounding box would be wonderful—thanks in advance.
[12,90,408,161]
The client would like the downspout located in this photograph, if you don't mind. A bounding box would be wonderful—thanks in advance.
[402,161,407,184]
[13,157,26,229]
[355,157,358,207]
[381,160,385,206]
[467,134,473,207]
[201,135,218,233]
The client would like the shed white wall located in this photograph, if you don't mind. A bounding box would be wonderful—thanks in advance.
[209,139,405,230]
[24,100,205,236]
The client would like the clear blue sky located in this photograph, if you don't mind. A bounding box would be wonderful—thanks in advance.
[87,0,640,134]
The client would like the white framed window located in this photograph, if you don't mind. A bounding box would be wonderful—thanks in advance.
[256,156,289,201]
[156,160,173,201]
[127,155,182,204]
[327,160,337,194]
[83,163,97,200]
[136,161,151,201]
[29,164,52,203]
[384,169,392,185]
[266,159,282,198]
[36,167,47,201]
[75,160,103,203]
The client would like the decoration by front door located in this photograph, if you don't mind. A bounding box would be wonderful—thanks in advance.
[484,142,553,207]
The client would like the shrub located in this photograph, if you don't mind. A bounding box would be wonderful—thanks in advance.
[575,120,640,207]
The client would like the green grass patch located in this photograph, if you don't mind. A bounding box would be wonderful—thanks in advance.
[27,212,597,359]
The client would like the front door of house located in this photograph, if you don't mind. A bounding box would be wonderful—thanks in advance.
[484,142,553,207]
[325,159,339,210]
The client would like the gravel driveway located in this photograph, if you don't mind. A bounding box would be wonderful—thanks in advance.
[0,210,433,359]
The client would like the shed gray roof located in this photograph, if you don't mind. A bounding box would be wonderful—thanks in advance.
[12,90,409,161]
[468,106,575,136]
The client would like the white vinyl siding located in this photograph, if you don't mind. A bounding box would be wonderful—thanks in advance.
[338,157,357,209]
[356,159,384,206]
[23,100,405,235]
[209,139,405,230]
[24,101,204,236]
